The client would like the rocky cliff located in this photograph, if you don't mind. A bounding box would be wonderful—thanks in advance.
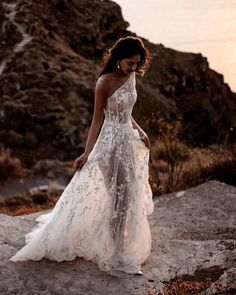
[0,0,235,169]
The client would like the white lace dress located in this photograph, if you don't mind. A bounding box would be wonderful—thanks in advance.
[10,72,154,274]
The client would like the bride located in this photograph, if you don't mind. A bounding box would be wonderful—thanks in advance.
[10,36,154,275]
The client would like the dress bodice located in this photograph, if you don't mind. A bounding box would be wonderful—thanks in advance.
[103,72,137,124]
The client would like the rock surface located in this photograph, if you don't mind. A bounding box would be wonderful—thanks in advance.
[0,0,235,169]
[1,180,235,294]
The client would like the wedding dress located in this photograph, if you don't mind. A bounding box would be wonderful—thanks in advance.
[10,71,154,274]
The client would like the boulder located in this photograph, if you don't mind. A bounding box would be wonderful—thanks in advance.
[1,180,235,294]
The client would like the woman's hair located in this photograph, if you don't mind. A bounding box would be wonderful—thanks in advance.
[99,36,152,77]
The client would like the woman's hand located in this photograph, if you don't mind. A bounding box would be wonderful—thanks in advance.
[131,116,150,149]
[140,131,150,149]
[73,153,89,171]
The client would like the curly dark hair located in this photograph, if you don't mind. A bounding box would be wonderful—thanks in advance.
[99,36,152,77]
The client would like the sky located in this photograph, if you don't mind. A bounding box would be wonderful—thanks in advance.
[114,0,236,91]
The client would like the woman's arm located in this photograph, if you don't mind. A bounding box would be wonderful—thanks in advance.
[73,78,108,170]
[83,79,107,155]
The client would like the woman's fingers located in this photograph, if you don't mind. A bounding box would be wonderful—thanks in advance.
[142,138,149,149]
[73,159,81,170]
[73,153,89,171]
[143,136,150,149]
[77,160,82,170]
[77,159,85,170]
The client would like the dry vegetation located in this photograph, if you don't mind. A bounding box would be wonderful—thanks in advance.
[0,181,62,216]
[0,145,27,182]
[147,279,232,295]
[147,265,233,294]
[146,116,236,196]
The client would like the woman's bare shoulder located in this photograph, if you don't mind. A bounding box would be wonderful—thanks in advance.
[96,73,113,90]
[97,73,113,83]
[95,74,113,96]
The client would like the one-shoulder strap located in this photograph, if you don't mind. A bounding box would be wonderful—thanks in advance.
[132,71,136,87]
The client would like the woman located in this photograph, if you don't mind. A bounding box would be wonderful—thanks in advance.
[10,36,154,275]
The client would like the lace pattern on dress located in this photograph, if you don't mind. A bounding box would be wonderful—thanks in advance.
[10,71,154,274]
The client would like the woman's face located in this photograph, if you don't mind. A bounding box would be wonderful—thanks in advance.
[119,54,141,75]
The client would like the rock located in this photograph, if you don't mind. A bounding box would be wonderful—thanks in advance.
[0,180,235,294]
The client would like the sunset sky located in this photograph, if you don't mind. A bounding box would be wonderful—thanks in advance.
[114,0,236,91]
